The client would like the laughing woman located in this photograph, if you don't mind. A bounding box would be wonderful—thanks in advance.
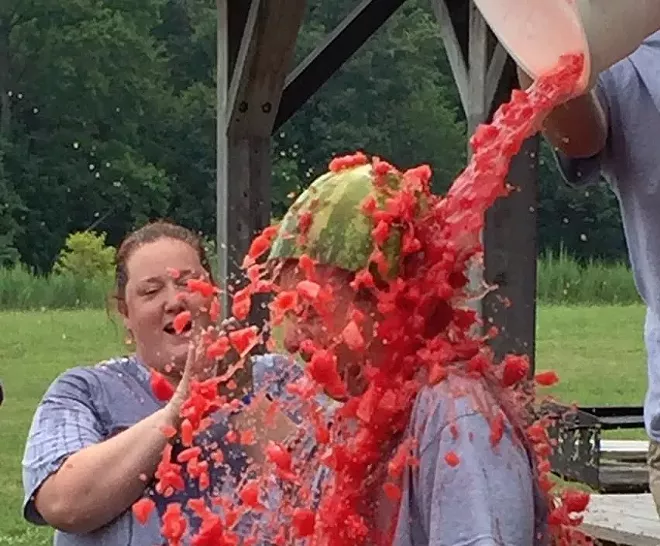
[20,221,294,546]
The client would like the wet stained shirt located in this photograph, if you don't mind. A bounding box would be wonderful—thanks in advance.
[22,354,290,546]
[23,354,543,545]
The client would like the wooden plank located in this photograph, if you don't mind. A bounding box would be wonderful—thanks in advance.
[226,0,260,129]
[479,59,539,366]
[463,1,489,319]
[582,494,660,546]
[601,440,649,451]
[431,0,469,113]
[274,0,409,131]
[485,43,507,113]
[226,0,306,137]
[467,0,487,133]
[600,463,650,494]
[601,439,649,461]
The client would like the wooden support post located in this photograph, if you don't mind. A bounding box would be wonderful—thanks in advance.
[432,0,506,124]
[483,135,539,367]
[216,0,230,316]
[463,1,488,319]
[225,135,271,284]
[431,0,469,113]
[483,61,539,368]
[485,43,507,114]
[432,0,507,317]
[467,0,488,138]
[216,0,306,324]
[432,0,538,367]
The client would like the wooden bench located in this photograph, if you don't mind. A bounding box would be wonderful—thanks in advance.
[601,440,649,461]
[582,493,660,545]
[546,406,649,494]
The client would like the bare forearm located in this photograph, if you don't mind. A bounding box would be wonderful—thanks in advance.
[518,68,608,158]
[36,407,177,533]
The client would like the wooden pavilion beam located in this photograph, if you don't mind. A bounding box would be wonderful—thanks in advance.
[273,0,409,132]
[482,61,539,367]
[216,0,306,322]
[432,0,539,369]
[214,0,539,368]
[431,0,506,132]
[431,0,469,113]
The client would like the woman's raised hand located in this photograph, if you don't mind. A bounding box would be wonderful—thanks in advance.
[166,326,216,420]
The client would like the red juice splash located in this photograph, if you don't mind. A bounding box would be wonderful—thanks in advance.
[138,53,592,546]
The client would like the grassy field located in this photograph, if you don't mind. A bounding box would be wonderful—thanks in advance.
[0,305,649,544]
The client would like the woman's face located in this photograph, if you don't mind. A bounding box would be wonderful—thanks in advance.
[120,237,213,377]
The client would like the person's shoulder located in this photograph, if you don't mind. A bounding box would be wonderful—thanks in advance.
[600,33,660,95]
[412,373,489,420]
[252,352,313,425]
[409,374,500,448]
[42,356,136,401]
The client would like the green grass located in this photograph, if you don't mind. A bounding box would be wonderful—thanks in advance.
[536,304,648,442]
[0,306,649,544]
[537,252,639,305]
[0,310,125,545]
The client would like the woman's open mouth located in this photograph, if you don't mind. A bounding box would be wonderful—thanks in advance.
[163,321,192,336]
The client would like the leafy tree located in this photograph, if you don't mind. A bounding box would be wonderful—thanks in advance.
[2,0,173,271]
[0,0,629,271]
[54,230,115,278]
[277,0,466,201]
[537,141,627,263]
[0,138,23,265]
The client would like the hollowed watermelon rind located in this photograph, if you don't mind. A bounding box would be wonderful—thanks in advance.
[268,164,403,277]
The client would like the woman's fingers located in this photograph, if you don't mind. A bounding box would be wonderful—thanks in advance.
[166,344,196,416]
[184,330,217,380]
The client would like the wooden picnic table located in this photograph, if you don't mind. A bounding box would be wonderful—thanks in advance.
[582,493,660,545]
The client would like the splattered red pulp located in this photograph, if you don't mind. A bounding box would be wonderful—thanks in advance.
[139,53,592,546]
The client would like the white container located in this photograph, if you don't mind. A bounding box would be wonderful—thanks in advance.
[472,0,660,92]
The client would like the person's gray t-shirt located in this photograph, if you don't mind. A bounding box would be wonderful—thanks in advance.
[23,355,542,545]
[552,31,660,441]
[392,376,541,546]
[22,355,286,546]
[252,358,541,545]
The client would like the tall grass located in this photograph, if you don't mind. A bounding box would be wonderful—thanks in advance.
[0,265,112,310]
[537,251,639,305]
[0,253,641,310]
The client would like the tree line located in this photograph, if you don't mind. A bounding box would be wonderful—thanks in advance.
[0,0,629,273]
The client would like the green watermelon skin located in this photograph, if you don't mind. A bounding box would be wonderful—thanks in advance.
[269,164,395,274]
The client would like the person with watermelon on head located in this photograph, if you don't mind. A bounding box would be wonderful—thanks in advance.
[252,153,550,546]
